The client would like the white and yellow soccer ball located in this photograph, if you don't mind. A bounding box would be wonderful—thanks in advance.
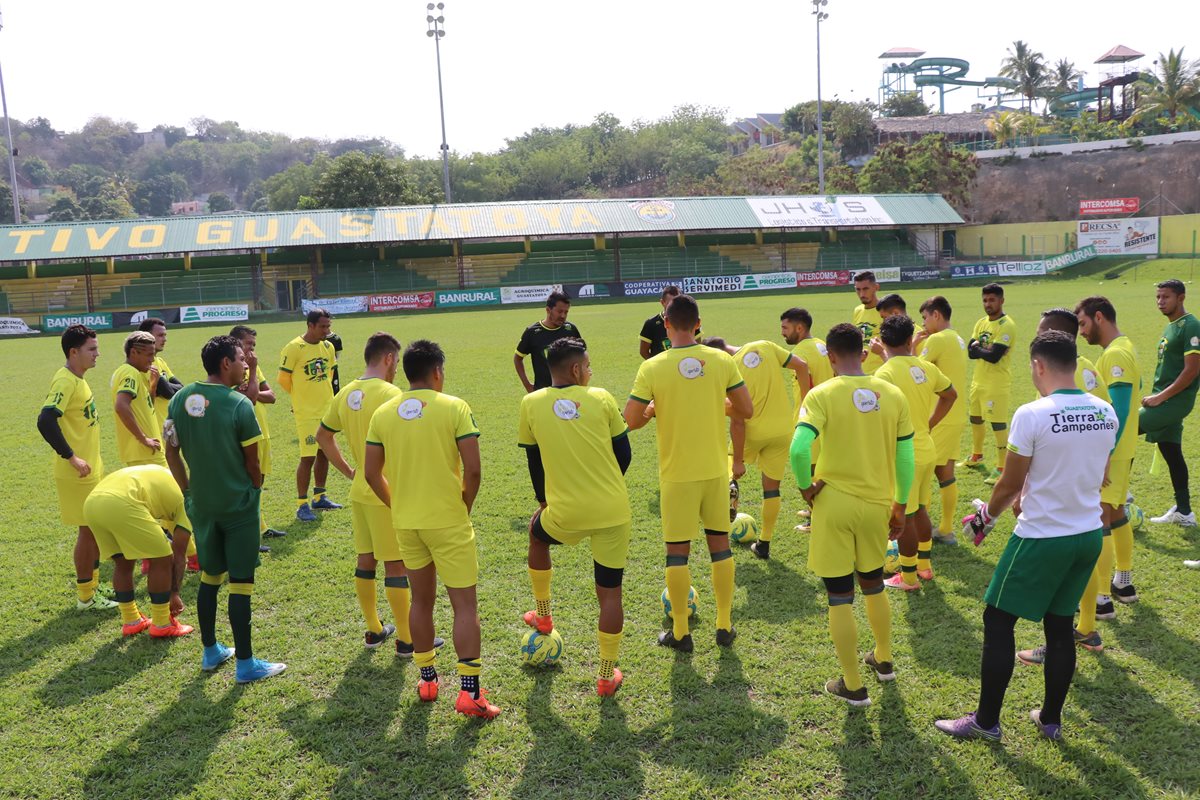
[883,539,901,574]
[519,628,564,666]
[1127,502,1145,532]
[661,586,698,618]
[730,512,759,543]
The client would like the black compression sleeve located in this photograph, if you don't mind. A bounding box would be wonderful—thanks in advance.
[612,435,632,474]
[979,344,1008,364]
[37,407,73,459]
[157,376,181,399]
[525,446,547,503]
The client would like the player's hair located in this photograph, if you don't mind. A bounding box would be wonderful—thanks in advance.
[546,290,570,308]
[919,295,952,321]
[701,336,728,351]
[825,322,863,357]
[665,294,700,331]
[854,271,877,284]
[1157,279,1186,296]
[403,339,445,382]
[123,331,156,356]
[660,285,681,301]
[305,308,332,326]
[363,332,402,364]
[981,283,1004,298]
[60,324,96,358]
[137,317,166,333]
[780,307,812,328]
[1029,330,1076,372]
[546,337,587,370]
[1074,295,1117,324]
[1040,307,1079,337]
[877,293,907,314]
[201,335,242,375]
[879,314,915,347]
[229,324,257,340]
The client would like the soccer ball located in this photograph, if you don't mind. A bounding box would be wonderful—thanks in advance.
[883,539,900,574]
[1127,503,1145,532]
[730,512,759,543]
[661,585,698,618]
[519,628,564,666]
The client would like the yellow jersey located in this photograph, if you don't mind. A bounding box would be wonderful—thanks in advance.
[875,355,952,465]
[1076,355,1110,402]
[239,365,272,439]
[279,336,337,417]
[734,340,797,442]
[970,314,1018,388]
[853,304,884,373]
[321,377,403,506]
[919,329,969,424]
[797,375,914,506]
[630,344,745,483]
[151,355,175,423]
[517,385,631,529]
[91,464,191,533]
[111,363,163,465]
[1096,335,1142,460]
[366,389,480,530]
[43,367,102,480]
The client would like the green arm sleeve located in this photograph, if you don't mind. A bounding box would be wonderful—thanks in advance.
[894,436,915,505]
[1108,383,1132,444]
[790,424,817,489]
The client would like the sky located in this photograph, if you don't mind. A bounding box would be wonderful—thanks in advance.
[2,0,1197,158]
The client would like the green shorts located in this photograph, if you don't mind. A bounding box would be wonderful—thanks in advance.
[984,529,1102,621]
[1139,394,1196,444]
[189,498,262,579]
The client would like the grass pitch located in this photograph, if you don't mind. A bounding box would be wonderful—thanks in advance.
[1,260,1198,799]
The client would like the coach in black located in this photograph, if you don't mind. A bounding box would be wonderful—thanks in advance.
[514,290,584,392]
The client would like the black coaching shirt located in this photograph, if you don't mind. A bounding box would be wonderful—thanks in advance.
[516,321,585,390]
[639,313,700,357]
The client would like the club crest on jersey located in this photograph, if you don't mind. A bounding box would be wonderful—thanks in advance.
[678,357,704,379]
[1110,365,1124,378]
[1192,336,1199,347]
[909,366,927,384]
[184,394,208,418]
[304,357,330,382]
[852,388,880,413]
[347,390,365,411]
[398,398,426,420]
[742,351,762,369]
[1083,370,1098,391]
[553,399,581,420]
[816,342,828,356]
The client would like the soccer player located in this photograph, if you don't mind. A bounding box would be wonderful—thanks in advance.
[873,294,924,358]
[1036,309,1109,404]
[515,290,584,392]
[876,315,956,590]
[519,338,633,696]
[111,331,166,467]
[640,285,681,359]
[780,307,833,404]
[791,323,912,706]
[624,294,753,653]
[278,308,342,522]
[937,331,1115,741]
[39,324,116,611]
[363,340,498,719]
[851,272,884,374]
[964,283,1018,485]
[232,325,285,547]
[1140,279,1200,527]
[918,296,969,545]
[705,336,808,560]
[83,465,194,638]
[138,317,183,425]
[166,335,286,683]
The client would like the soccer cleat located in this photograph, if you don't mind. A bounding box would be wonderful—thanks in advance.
[187,555,200,572]
[1017,645,1046,666]
[258,544,271,553]
[417,677,440,701]
[794,522,812,533]
[983,469,1002,486]
[750,541,770,560]
[235,657,287,684]
[597,668,623,697]
[455,689,502,719]
[201,643,234,672]
[884,573,920,591]
[96,582,116,599]
[149,617,194,638]
[262,527,287,538]
[1095,600,1116,621]
[312,496,343,510]
[960,455,987,472]
[715,627,737,648]
[1150,505,1197,527]
[522,610,554,635]
[1074,628,1103,652]
[1111,581,1138,604]
[1185,559,1200,569]
[864,650,896,682]
[825,677,870,707]
[1030,708,1063,741]
[365,623,396,649]
[77,594,118,611]
[797,508,811,519]
[122,614,151,636]
[396,635,446,658]
[935,712,1002,741]
[657,630,694,653]
[728,479,740,523]
[917,567,935,581]
[932,530,958,546]
[295,504,318,523]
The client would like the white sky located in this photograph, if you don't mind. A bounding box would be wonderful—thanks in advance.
[2,0,1196,157]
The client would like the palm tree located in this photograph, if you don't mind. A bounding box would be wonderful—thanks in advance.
[1050,58,1084,95]
[1000,40,1050,113]
[1131,48,1200,123]
[986,111,1019,148]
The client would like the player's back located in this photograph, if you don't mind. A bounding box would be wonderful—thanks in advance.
[324,377,402,505]
[92,464,185,523]
[167,382,261,515]
[794,337,834,394]
[734,340,794,441]
[920,329,968,423]
[875,355,949,465]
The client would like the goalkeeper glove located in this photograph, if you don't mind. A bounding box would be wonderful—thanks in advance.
[961,498,996,546]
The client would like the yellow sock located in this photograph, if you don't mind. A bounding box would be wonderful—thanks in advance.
[415,649,437,670]
[710,551,735,632]
[456,658,481,678]
[150,600,170,628]
[1077,559,1104,636]
[761,492,781,542]
[598,629,623,681]
[1112,519,1133,572]
[76,578,94,603]
[971,423,986,457]
[917,544,932,573]
[260,506,269,536]
[528,567,553,618]
[863,590,892,662]
[994,429,1009,469]
[118,600,141,624]
[354,569,382,634]
[938,478,958,532]
[296,497,308,508]
[88,568,99,594]
[384,576,412,643]
[828,601,863,691]
[900,553,919,586]
[665,561,692,639]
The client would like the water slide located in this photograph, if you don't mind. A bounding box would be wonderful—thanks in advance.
[882,57,1017,112]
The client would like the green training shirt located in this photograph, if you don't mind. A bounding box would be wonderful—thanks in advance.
[167,381,263,516]
[1153,313,1200,396]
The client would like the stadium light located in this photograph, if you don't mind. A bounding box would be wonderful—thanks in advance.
[426,3,452,204]
[812,0,829,194]
[0,11,21,224]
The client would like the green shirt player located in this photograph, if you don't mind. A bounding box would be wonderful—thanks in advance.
[166,335,285,684]
[514,290,585,392]
[1140,279,1200,527]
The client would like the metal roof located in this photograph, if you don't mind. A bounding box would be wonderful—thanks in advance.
[1096,45,1144,63]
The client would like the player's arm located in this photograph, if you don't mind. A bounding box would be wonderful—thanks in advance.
[513,352,535,394]
[786,353,810,394]
[457,435,482,514]
[168,523,191,614]
[623,398,652,430]
[1107,382,1133,439]
[316,424,355,480]
[241,442,263,489]
[1145,352,1200,406]
[277,345,295,394]
[730,418,747,479]
[726,384,753,420]
[156,372,182,400]
[523,445,547,506]
[164,428,188,494]
[115,389,160,453]
[986,451,1030,518]
[967,339,1009,363]
[37,405,93,477]
[889,435,915,540]
[612,433,632,474]
[639,339,652,360]
[364,443,390,507]
[255,378,276,404]
[930,384,957,430]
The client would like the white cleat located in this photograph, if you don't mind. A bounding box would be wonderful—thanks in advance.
[1184,559,1200,569]
[1150,506,1197,527]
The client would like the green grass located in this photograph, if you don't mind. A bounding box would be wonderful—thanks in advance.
[2,265,1199,799]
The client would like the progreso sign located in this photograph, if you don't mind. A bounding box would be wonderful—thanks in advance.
[42,313,113,332]
[435,288,501,308]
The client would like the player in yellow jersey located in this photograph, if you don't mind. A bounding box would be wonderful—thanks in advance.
[279,308,342,522]
[791,323,914,706]
[852,271,884,374]
[111,331,165,467]
[873,294,925,357]
[518,338,633,696]
[38,325,117,611]
[138,317,183,425]
[781,307,834,532]
[704,336,807,560]
[1036,310,1109,404]
[232,325,285,550]
[965,283,1018,485]
[919,296,970,545]
[363,340,498,719]
[875,316,957,590]
[625,295,752,652]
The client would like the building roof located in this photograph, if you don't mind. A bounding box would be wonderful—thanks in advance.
[876,112,995,135]
[757,113,784,127]
[1096,45,1144,64]
[880,47,925,59]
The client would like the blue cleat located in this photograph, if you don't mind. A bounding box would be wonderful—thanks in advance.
[296,504,318,522]
[311,496,343,510]
[201,642,235,672]
[236,657,287,684]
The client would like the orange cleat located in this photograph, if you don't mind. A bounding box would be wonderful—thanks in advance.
[417,677,440,702]
[917,568,935,581]
[455,689,502,719]
[122,615,151,636]
[522,610,554,635]
[597,668,623,697]
[884,572,921,592]
[149,617,195,638]
[186,555,200,573]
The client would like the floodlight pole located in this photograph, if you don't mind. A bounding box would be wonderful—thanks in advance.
[813,0,829,194]
[427,3,452,204]
[0,12,21,224]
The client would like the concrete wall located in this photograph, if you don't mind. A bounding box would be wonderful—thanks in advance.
[956,213,1200,259]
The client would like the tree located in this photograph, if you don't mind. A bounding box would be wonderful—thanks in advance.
[858,134,978,209]
[262,155,330,210]
[829,103,877,159]
[880,93,931,118]
[1131,48,1200,124]
[152,124,188,148]
[46,194,85,222]
[132,173,190,216]
[24,117,57,142]
[1050,58,1084,95]
[77,176,135,220]
[1000,41,1050,112]
[307,151,427,209]
[207,191,235,213]
[22,156,53,186]
[986,111,1020,148]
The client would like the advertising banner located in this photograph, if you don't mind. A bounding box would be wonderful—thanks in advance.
[950,264,999,279]
[848,267,902,283]
[0,316,36,335]
[368,292,435,312]
[501,284,564,305]
[740,271,797,291]
[682,275,744,294]
[996,261,1046,277]
[302,296,367,315]
[900,268,941,282]
[795,270,852,287]
[747,196,895,227]
[1043,245,1097,273]
[1079,197,1139,216]
[179,304,249,325]
[1077,218,1159,255]
[565,283,616,299]
[621,279,680,297]
[435,288,501,308]
[112,309,181,327]
[42,313,113,332]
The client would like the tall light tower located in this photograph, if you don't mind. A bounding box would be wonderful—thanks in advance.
[0,10,21,223]
[812,0,829,194]
[426,3,452,204]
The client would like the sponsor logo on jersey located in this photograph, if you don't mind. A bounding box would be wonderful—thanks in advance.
[553,399,581,420]
[347,390,364,411]
[185,394,208,418]
[742,351,762,369]
[909,366,927,384]
[678,357,704,379]
[398,398,426,420]
[852,388,879,413]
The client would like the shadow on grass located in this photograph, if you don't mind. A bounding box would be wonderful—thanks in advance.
[37,631,175,707]
[1119,602,1200,691]
[0,606,111,684]
[732,552,822,623]
[903,580,982,679]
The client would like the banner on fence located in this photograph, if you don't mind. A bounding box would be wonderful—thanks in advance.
[621,279,679,297]
[996,261,1046,277]
[1043,245,1098,273]
[1079,197,1139,216]
[501,284,564,305]
[900,268,941,282]
[1077,217,1159,255]
[179,304,248,324]
[846,267,902,283]
[42,313,113,332]
[0,316,36,335]
[950,264,999,279]
[435,288,501,308]
[302,296,367,315]
[368,292,435,312]
[795,270,851,287]
[112,309,181,327]
[681,275,745,294]
[741,271,798,291]
[747,196,895,227]
[565,283,615,299]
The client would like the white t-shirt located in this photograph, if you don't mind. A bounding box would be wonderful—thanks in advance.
[1009,389,1117,539]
